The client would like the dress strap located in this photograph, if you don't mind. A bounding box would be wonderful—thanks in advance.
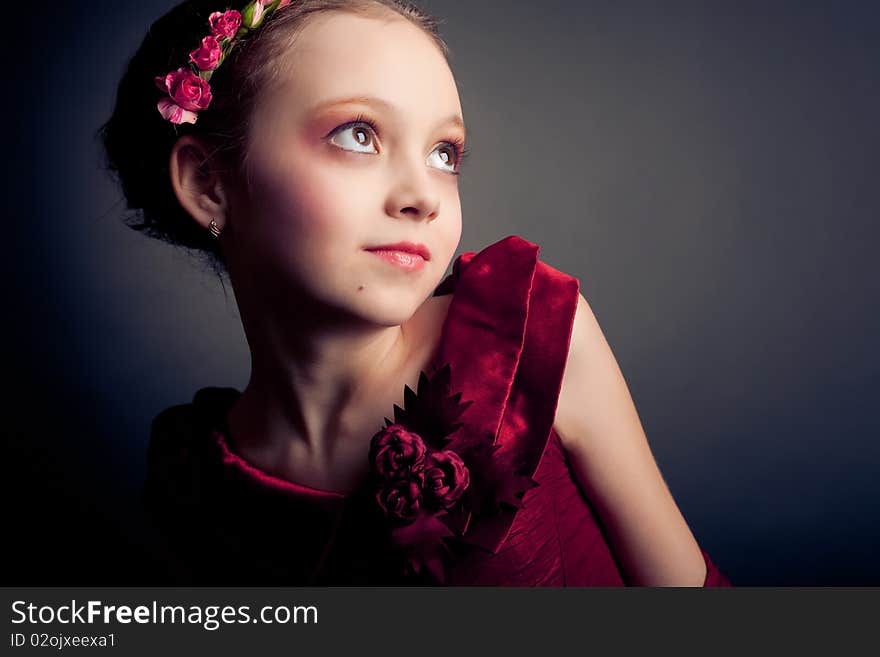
[430,235,580,553]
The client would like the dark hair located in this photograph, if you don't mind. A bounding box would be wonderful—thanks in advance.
[98,0,450,277]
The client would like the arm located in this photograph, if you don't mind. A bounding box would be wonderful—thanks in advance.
[553,292,707,586]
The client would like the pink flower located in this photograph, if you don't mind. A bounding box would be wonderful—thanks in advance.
[154,68,213,112]
[422,450,470,509]
[208,10,242,40]
[277,0,292,8]
[189,36,222,71]
[377,478,424,523]
[156,97,198,125]
[369,425,426,480]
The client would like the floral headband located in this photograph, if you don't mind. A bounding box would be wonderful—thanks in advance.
[154,0,292,124]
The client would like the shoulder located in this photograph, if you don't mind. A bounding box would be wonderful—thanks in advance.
[148,388,239,449]
[551,296,719,585]
[147,401,197,468]
[145,388,239,492]
[565,292,607,383]
[554,290,632,454]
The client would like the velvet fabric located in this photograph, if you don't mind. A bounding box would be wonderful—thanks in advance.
[144,235,732,586]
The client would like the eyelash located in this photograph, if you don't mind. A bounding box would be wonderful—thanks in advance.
[330,112,470,176]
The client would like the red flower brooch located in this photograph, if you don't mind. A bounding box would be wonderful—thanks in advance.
[368,364,538,583]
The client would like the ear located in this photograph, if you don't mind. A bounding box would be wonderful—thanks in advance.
[168,135,232,234]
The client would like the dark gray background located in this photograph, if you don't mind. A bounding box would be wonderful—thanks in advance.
[6,0,878,585]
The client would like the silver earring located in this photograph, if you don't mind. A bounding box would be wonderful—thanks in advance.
[208,219,222,239]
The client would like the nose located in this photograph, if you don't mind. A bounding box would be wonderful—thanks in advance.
[384,154,441,222]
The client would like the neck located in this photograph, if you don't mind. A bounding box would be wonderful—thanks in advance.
[225,275,429,467]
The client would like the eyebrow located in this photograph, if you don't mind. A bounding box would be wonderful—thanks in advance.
[309,95,466,140]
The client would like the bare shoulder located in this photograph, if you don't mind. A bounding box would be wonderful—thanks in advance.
[553,292,708,585]
[554,291,637,456]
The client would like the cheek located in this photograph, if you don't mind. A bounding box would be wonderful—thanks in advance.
[248,154,361,243]
[293,172,355,235]
[436,198,463,257]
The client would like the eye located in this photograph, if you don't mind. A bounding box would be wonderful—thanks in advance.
[327,114,469,176]
[427,143,461,174]
[328,120,378,154]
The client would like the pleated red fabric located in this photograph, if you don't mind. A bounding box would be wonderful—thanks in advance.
[144,235,732,586]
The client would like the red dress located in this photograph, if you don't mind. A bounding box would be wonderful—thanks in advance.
[145,235,732,586]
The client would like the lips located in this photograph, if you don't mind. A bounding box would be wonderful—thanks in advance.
[364,241,431,261]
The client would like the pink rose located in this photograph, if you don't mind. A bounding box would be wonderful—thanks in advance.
[208,10,242,40]
[377,478,424,523]
[156,97,198,125]
[189,36,222,71]
[154,68,213,112]
[369,425,426,480]
[422,450,470,509]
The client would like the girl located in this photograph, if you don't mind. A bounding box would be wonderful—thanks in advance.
[100,0,731,586]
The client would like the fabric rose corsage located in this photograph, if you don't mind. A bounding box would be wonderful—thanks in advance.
[368,364,537,584]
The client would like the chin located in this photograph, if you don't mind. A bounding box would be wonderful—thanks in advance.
[352,287,425,327]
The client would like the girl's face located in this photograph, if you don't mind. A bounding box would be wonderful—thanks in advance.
[228,12,465,327]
